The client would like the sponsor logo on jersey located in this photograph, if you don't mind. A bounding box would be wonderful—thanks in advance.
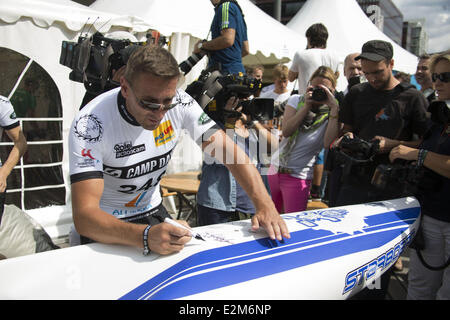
[81,148,95,160]
[198,112,212,126]
[74,114,103,143]
[154,120,175,146]
[9,112,17,120]
[114,141,146,158]
[103,149,173,179]
[125,192,147,208]
[73,148,99,168]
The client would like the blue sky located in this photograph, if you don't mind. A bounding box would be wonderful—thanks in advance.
[393,0,450,53]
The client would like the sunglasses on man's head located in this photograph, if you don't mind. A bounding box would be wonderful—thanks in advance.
[431,72,450,83]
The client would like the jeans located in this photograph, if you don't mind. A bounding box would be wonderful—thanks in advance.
[407,215,450,300]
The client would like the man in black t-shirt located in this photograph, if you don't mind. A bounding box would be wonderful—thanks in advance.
[333,40,429,300]
[335,40,429,206]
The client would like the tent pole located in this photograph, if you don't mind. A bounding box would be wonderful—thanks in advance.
[274,0,282,22]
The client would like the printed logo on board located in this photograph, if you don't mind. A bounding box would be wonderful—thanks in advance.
[283,208,368,235]
[284,209,348,228]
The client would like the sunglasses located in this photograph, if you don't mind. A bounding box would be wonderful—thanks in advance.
[129,84,178,111]
[432,72,450,83]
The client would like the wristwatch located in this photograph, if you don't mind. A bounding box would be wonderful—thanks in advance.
[198,42,204,50]
[143,225,151,256]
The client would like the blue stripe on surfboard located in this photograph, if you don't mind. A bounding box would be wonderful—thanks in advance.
[148,228,410,300]
[133,220,412,300]
[120,228,337,300]
[363,207,419,226]
[119,207,418,300]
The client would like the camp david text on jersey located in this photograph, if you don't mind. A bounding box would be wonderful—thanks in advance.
[68,87,216,219]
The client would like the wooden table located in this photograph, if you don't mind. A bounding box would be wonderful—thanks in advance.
[160,171,200,222]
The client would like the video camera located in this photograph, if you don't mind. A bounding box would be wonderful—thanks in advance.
[328,135,442,196]
[185,67,274,123]
[371,161,425,195]
[326,135,380,184]
[59,31,146,95]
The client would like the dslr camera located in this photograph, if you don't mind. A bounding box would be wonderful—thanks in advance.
[310,87,327,102]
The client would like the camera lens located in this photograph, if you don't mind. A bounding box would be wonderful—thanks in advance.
[179,52,206,74]
[311,87,327,102]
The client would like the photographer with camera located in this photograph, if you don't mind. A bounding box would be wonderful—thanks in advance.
[333,40,429,206]
[329,40,429,299]
[197,93,279,226]
[389,51,450,300]
[191,0,249,75]
[268,66,339,214]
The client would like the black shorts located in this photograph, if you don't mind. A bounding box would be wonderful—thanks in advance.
[80,203,171,245]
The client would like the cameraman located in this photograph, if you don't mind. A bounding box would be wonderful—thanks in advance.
[389,51,450,300]
[193,0,249,74]
[197,96,278,225]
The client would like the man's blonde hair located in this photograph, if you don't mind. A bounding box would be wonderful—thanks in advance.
[124,45,180,86]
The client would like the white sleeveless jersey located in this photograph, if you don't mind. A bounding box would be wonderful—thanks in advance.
[0,96,20,167]
[69,87,215,219]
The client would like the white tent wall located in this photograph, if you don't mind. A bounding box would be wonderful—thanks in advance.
[0,0,154,240]
[287,0,418,75]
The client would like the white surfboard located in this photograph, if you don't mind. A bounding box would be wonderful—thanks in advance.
[0,197,419,300]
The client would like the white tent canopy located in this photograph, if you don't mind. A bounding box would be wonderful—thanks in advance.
[287,0,418,74]
[90,0,305,65]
